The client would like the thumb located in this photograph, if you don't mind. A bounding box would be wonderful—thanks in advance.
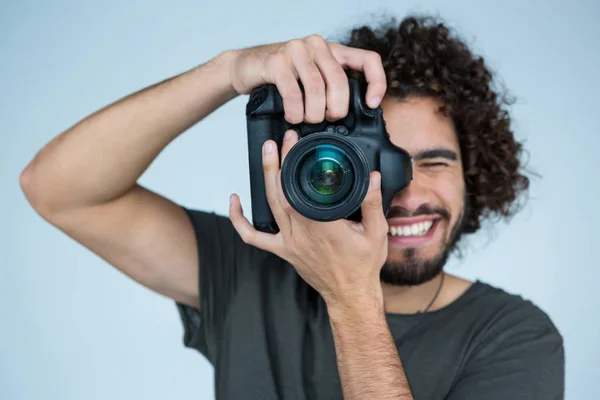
[361,171,387,238]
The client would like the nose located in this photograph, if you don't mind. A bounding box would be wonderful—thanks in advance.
[391,174,435,214]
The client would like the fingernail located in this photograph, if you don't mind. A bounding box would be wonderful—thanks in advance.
[263,141,273,154]
[370,96,381,107]
[371,172,381,190]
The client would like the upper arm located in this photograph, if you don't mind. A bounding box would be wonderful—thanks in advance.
[42,184,201,307]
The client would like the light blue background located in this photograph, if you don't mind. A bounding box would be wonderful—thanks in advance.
[1,0,598,399]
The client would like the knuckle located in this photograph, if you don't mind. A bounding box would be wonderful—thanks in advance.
[367,50,382,63]
[329,101,346,117]
[327,107,346,121]
[262,157,275,169]
[266,192,279,207]
[284,86,303,103]
[327,42,342,54]
[332,67,349,84]
[304,113,323,124]
[285,109,304,125]
[285,39,305,52]
[305,34,327,47]
[264,165,280,178]
[240,231,254,245]
[327,78,347,95]
[371,199,383,209]
[305,74,325,94]
[286,114,303,125]
[328,104,349,121]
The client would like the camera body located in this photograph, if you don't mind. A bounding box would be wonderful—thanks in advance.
[246,78,413,234]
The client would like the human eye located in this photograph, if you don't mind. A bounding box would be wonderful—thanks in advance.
[421,161,449,168]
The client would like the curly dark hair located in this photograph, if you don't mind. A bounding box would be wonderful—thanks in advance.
[340,14,531,236]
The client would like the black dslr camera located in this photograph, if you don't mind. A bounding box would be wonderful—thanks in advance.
[246,78,413,234]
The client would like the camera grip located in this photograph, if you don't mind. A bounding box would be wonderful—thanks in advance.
[246,117,285,233]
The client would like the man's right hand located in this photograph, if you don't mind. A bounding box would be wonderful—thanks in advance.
[228,35,387,124]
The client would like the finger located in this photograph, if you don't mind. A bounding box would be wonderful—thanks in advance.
[287,40,326,123]
[275,169,298,231]
[305,36,349,121]
[360,172,388,239]
[229,193,281,253]
[329,43,387,108]
[262,140,292,232]
[270,53,304,124]
[280,129,298,165]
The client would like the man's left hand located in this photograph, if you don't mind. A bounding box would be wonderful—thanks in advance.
[229,130,389,307]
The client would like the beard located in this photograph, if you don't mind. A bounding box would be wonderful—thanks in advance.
[380,201,467,286]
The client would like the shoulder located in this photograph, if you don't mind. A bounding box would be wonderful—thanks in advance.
[444,282,565,398]
[466,280,563,360]
[473,281,560,330]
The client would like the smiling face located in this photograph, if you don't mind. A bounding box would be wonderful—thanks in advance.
[380,96,467,286]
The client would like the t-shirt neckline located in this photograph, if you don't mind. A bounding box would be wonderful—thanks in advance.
[384,279,485,319]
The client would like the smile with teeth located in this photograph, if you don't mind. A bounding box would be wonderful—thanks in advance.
[388,220,434,237]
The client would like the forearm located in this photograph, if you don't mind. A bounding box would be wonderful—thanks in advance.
[326,295,414,400]
[21,50,239,213]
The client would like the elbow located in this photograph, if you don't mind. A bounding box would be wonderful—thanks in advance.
[20,161,53,218]
[20,162,35,202]
[20,162,40,208]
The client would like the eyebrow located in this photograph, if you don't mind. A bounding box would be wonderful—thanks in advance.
[413,148,458,161]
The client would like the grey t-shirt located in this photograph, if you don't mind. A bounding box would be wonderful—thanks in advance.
[176,209,564,399]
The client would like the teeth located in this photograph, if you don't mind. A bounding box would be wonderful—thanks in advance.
[411,224,419,235]
[388,220,434,237]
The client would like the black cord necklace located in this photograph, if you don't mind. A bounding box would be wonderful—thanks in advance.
[419,272,445,314]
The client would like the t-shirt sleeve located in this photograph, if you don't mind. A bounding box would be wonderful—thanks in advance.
[445,301,565,400]
[175,207,260,364]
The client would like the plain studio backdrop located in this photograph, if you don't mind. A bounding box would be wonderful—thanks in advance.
[1,0,598,399]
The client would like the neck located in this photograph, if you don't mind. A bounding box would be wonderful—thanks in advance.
[381,272,473,314]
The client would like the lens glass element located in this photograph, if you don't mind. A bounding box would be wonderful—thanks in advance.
[298,144,353,205]
[310,158,343,195]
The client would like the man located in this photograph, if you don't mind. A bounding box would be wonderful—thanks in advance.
[20,14,564,399]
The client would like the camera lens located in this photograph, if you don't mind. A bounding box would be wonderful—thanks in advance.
[298,144,351,205]
[281,132,370,222]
